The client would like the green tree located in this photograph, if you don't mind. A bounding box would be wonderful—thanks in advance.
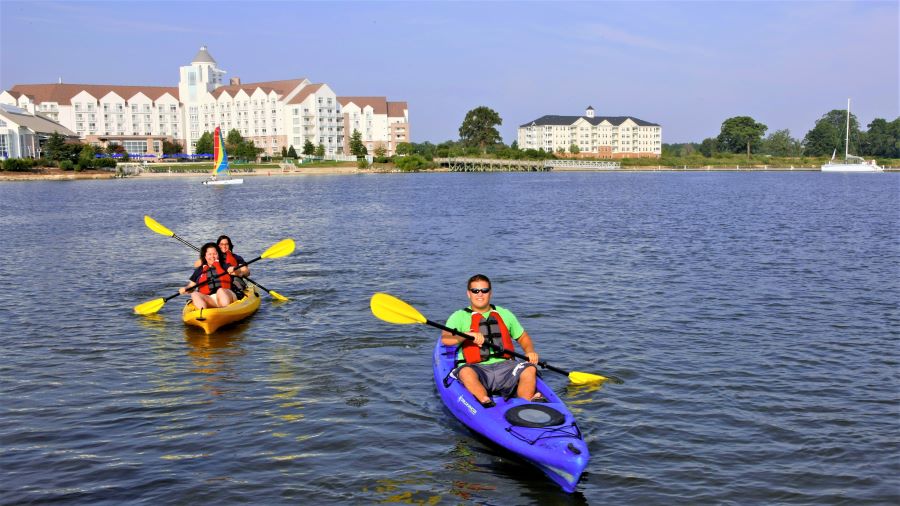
[234,140,260,161]
[349,129,367,156]
[226,129,244,151]
[860,118,900,158]
[803,109,861,157]
[762,129,799,157]
[281,146,287,158]
[374,145,387,159]
[510,140,519,151]
[287,145,298,158]
[162,139,183,155]
[395,142,413,156]
[78,144,96,170]
[717,116,768,158]
[459,106,502,153]
[43,132,67,162]
[303,139,315,156]
[315,143,325,157]
[195,132,214,155]
[569,143,580,154]
[699,137,718,157]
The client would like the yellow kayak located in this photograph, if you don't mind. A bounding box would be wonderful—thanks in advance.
[182,286,260,334]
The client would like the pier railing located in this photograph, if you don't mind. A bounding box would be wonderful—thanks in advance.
[434,157,621,172]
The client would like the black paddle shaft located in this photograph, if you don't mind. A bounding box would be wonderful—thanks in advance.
[426,319,572,377]
[173,232,274,294]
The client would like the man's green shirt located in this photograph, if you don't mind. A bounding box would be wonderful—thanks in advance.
[445,305,524,365]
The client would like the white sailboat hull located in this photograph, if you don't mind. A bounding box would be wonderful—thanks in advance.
[203,178,244,185]
[821,163,883,173]
[820,99,884,173]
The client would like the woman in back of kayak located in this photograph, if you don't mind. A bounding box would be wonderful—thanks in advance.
[179,242,238,308]
[440,274,542,407]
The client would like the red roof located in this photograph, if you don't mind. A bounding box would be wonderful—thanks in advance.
[9,83,178,104]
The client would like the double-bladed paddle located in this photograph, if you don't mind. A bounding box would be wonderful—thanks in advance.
[369,292,623,385]
[133,238,295,315]
[143,215,289,301]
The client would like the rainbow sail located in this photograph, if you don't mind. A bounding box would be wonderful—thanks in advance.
[213,126,229,175]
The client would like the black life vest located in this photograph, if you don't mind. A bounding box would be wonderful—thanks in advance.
[196,263,232,295]
[460,305,515,364]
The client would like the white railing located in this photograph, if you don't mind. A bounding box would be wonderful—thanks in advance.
[546,160,621,169]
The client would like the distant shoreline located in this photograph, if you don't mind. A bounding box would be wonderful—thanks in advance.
[2,165,897,181]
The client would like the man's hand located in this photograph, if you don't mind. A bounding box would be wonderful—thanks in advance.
[466,332,485,346]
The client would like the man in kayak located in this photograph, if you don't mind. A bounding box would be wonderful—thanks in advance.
[441,274,542,407]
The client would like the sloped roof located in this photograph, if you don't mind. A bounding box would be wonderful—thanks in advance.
[387,101,407,118]
[8,83,178,104]
[338,96,387,114]
[210,78,307,99]
[520,114,659,127]
[192,46,216,64]
[287,84,324,105]
[0,105,76,136]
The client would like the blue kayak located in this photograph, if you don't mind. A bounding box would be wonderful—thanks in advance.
[432,338,590,492]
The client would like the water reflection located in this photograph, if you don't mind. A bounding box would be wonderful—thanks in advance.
[184,327,246,396]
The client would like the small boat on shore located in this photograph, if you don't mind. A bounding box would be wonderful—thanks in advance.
[432,338,590,493]
[182,286,260,334]
[821,99,883,173]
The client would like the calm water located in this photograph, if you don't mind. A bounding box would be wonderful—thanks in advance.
[1,171,898,505]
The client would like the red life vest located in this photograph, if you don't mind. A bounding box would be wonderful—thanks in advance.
[460,306,515,364]
[222,250,247,293]
[222,251,239,268]
[196,263,232,295]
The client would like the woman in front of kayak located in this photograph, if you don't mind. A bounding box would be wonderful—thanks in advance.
[179,242,237,308]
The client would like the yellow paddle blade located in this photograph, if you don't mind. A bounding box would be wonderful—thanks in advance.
[261,239,295,259]
[144,215,174,237]
[568,371,608,385]
[133,298,165,315]
[370,292,427,325]
[268,290,289,302]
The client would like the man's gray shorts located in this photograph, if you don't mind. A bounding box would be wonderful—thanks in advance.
[452,360,536,396]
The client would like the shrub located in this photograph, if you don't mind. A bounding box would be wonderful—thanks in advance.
[395,154,430,171]
[59,160,75,171]
[3,158,30,171]
[357,158,369,170]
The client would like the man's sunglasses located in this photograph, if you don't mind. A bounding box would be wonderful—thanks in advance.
[469,288,491,294]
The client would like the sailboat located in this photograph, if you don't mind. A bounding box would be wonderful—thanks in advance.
[203,126,244,185]
[821,99,883,173]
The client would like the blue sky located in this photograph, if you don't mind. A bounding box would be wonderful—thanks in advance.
[1,0,897,143]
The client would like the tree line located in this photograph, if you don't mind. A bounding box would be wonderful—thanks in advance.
[412,106,900,162]
[668,111,900,159]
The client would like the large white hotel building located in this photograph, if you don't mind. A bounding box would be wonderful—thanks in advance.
[0,46,409,158]
[518,106,661,158]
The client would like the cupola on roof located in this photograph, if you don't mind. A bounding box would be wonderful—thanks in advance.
[192,45,217,64]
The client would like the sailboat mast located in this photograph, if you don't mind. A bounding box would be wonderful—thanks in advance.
[845,98,850,159]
